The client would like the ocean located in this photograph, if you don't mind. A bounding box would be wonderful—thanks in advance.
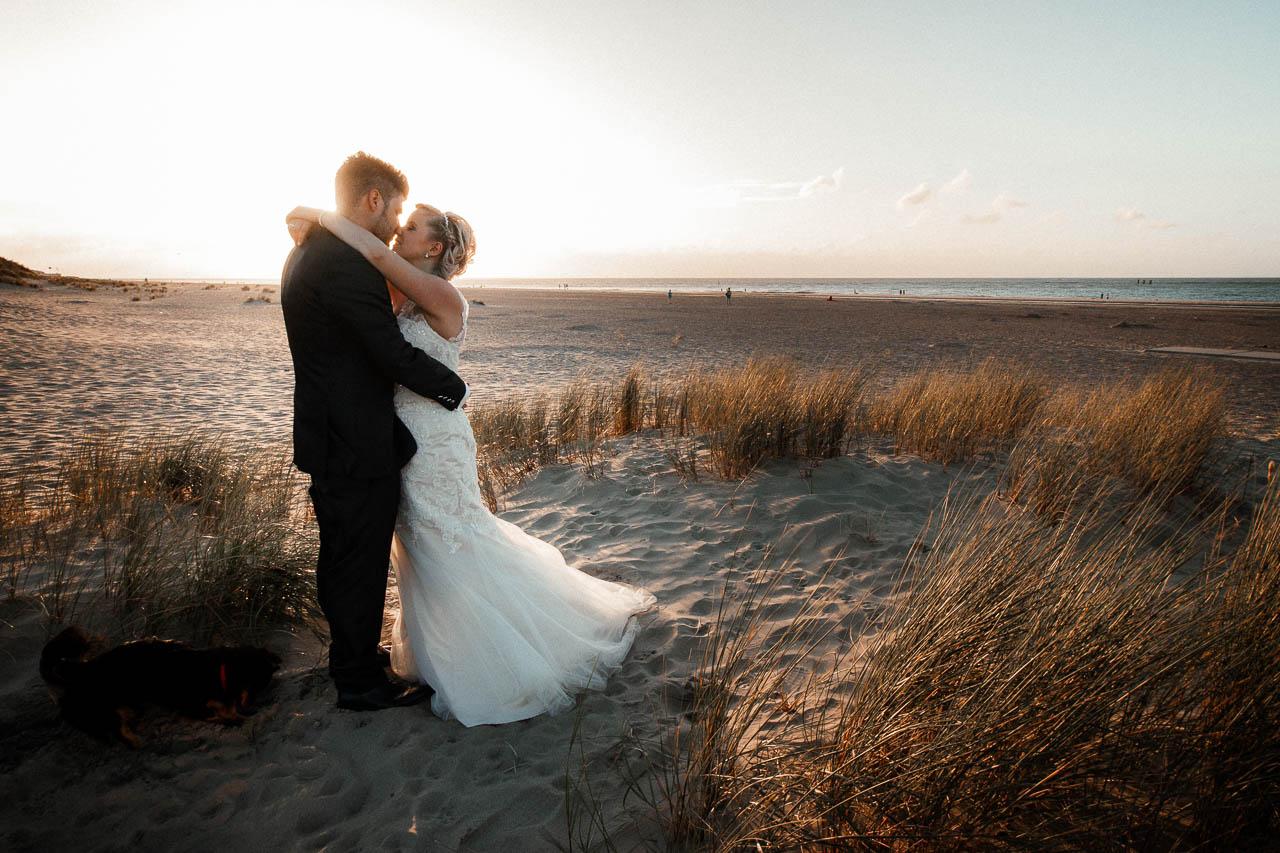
[166,277,1279,303]
[459,278,1280,303]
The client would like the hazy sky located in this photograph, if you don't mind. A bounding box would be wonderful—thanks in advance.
[1,0,1277,279]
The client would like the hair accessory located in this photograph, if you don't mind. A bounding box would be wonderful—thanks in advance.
[441,212,450,235]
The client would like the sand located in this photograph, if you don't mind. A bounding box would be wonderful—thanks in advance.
[1,284,1276,483]
[452,288,1280,435]
[1,280,1277,851]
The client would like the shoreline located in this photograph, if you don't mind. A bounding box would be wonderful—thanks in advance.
[8,273,1278,308]
[459,283,1280,310]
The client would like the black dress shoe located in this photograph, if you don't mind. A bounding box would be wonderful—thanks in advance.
[337,680,432,712]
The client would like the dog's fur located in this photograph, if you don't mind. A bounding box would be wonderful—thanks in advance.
[40,626,281,746]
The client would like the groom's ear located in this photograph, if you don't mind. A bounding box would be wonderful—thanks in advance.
[364,188,383,213]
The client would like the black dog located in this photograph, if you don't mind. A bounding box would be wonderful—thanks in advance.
[40,626,281,746]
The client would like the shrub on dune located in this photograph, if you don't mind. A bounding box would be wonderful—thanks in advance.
[646,474,1279,850]
[4,430,319,643]
[1004,367,1227,517]
[871,359,1048,466]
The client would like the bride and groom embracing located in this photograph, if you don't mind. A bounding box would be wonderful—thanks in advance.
[281,152,654,726]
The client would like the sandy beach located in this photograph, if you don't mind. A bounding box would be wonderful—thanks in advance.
[1,282,1277,477]
[1,279,1277,851]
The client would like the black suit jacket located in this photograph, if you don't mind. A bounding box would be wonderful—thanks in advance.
[281,228,466,479]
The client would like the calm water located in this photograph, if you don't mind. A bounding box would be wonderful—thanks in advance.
[459,278,1280,303]
[172,277,1279,303]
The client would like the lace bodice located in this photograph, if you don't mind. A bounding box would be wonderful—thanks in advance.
[396,295,467,369]
[394,295,482,554]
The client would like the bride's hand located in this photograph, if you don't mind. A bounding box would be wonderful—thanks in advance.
[286,205,322,246]
[287,218,313,247]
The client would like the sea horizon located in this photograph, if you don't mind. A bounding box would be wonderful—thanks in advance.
[107,275,1280,304]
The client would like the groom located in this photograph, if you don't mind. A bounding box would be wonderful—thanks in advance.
[281,152,468,711]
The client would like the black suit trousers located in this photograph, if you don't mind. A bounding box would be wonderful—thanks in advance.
[308,472,400,691]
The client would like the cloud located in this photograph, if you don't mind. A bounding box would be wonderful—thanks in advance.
[1116,206,1145,222]
[993,192,1028,210]
[962,212,1002,225]
[1142,219,1177,230]
[800,166,846,197]
[897,183,933,210]
[700,167,847,204]
[941,169,973,196]
[692,179,795,205]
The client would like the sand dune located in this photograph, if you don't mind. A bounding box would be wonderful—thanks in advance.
[2,436,996,851]
[1,281,1276,850]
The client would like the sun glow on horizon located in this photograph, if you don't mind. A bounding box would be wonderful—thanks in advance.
[2,0,1278,279]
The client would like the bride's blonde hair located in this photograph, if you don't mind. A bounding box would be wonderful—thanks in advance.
[417,204,475,281]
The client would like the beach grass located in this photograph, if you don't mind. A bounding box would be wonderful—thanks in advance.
[10,360,1229,647]
[1,430,319,644]
[527,359,1249,850]
[472,356,875,484]
[2,354,1266,847]
[472,359,1225,506]
[1003,367,1228,520]
[870,358,1048,466]
[622,470,1278,851]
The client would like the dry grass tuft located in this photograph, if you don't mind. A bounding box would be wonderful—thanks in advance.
[661,437,701,482]
[1190,471,1280,842]
[615,363,647,436]
[610,548,852,851]
[872,359,1048,466]
[676,358,871,479]
[1078,368,1226,495]
[471,359,874,492]
[1,430,319,643]
[637,475,1279,850]
[1005,367,1227,517]
[799,365,872,460]
[472,361,1224,510]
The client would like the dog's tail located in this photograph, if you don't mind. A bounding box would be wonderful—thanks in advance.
[40,626,93,687]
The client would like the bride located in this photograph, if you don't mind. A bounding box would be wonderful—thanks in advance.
[286,203,655,726]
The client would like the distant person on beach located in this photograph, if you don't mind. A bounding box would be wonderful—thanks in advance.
[725,286,732,300]
[284,156,652,725]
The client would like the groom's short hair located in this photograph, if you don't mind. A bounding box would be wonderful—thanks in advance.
[335,152,409,211]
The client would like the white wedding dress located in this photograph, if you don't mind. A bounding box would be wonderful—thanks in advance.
[389,296,656,726]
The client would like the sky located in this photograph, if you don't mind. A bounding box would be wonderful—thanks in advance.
[1,0,1277,280]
